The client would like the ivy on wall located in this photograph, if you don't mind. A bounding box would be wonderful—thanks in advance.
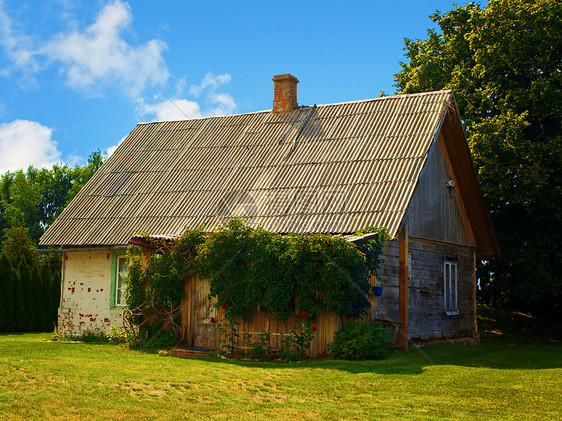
[125,228,205,341]
[125,219,389,341]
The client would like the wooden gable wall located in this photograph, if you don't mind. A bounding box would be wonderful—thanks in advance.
[404,134,476,248]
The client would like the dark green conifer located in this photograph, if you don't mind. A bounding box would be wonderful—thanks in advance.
[0,253,15,332]
[0,253,4,332]
[12,262,25,332]
[39,263,52,330]
[51,269,61,325]
[31,263,44,331]
[17,260,34,331]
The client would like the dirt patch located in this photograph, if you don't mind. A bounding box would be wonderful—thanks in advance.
[119,381,167,397]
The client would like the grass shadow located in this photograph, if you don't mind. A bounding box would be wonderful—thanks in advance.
[175,305,562,374]
[187,332,562,374]
[185,352,426,375]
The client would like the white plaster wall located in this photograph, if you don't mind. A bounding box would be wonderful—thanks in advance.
[58,250,124,335]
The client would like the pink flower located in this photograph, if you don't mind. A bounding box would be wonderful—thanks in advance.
[311,325,317,332]
[221,304,228,310]
[301,311,309,318]
[210,317,216,323]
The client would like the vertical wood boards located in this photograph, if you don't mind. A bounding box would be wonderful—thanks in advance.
[179,277,193,346]
[405,136,475,248]
[191,276,217,349]
[376,237,477,343]
[181,294,339,357]
[400,238,476,340]
[398,227,409,350]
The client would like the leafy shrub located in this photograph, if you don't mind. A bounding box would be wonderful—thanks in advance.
[106,324,134,344]
[53,329,107,343]
[125,220,389,351]
[278,316,316,361]
[329,321,390,360]
[196,219,389,322]
[131,329,175,350]
[78,330,108,343]
[125,228,205,342]
[247,332,271,360]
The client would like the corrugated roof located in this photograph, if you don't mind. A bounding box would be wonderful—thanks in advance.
[40,90,454,246]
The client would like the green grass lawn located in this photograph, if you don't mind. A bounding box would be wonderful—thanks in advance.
[1,319,561,420]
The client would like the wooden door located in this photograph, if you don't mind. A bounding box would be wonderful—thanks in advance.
[191,277,217,349]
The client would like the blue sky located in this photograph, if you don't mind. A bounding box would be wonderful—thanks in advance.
[0,0,485,173]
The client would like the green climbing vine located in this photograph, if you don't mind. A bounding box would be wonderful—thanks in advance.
[125,219,390,345]
[125,228,205,344]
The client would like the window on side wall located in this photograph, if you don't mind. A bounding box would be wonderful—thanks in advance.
[444,261,458,315]
[115,256,130,307]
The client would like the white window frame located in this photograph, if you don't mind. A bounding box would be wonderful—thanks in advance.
[443,261,458,315]
[115,256,130,307]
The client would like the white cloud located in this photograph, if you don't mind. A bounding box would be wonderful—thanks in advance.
[138,72,236,121]
[64,152,84,166]
[208,93,237,116]
[41,0,169,97]
[175,75,187,97]
[189,72,232,97]
[138,93,237,122]
[137,98,202,121]
[0,0,169,98]
[0,120,62,173]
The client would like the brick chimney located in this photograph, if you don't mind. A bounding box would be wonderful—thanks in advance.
[272,74,299,113]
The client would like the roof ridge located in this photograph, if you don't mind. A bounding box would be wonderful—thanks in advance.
[135,90,454,125]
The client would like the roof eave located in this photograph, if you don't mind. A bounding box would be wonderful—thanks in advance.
[440,95,500,258]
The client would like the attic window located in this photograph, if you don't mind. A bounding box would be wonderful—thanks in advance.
[103,172,132,197]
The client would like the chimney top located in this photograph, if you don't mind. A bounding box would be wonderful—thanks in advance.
[272,74,299,113]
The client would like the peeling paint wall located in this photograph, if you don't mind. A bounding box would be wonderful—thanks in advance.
[58,250,124,335]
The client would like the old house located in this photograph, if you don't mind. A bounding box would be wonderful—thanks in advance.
[39,74,498,353]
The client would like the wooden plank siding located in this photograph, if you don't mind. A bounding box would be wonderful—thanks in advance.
[398,227,409,349]
[405,136,475,249]
[407,239,476,339]
[375,239,476,341]
[179,275,342,357]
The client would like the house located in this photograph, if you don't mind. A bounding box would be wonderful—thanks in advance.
[39,74,498,352]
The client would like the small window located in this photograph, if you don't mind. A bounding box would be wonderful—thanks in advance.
[115,256,130,307]
[444,261,458,315]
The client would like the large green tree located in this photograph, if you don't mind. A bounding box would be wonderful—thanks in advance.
[395,0,562,317]
[12,261,26,332]
[0,151,104,245]
[2,226,37,269]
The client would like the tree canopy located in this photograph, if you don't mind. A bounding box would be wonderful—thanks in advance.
[395,0,561,317]
[0,151,103,245]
